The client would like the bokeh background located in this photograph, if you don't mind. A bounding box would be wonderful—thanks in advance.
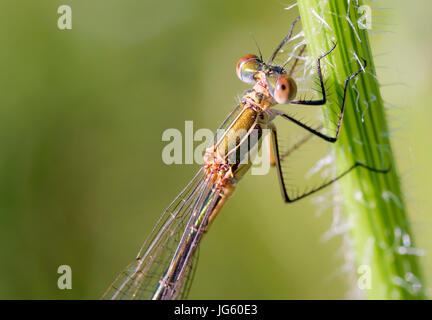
[0,0,429,299]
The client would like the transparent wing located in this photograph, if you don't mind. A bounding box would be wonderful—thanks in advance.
[102,168,218,300]
[102,102,252,300]
[213,103,248,147]
[217,104,245,131]
[177,246,199,300]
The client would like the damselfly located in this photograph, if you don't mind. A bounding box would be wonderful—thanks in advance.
[102,17,387,300]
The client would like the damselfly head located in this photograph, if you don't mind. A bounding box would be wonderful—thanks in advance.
[236,54,297,104]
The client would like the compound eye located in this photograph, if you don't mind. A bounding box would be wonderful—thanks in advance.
[267,73,297,104]
[236,54,261,84]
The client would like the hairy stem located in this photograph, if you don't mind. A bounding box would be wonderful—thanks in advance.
[297,0,426,299]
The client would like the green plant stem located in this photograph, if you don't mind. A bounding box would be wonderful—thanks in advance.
[297,0,425,299]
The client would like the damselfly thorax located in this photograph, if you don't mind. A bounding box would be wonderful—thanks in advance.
[202,69,295,226]
[203,63,297,184]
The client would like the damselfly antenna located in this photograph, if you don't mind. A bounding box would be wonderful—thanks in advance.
[251,34,263,61]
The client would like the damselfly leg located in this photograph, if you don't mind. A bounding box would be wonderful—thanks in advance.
[268,41,388,203]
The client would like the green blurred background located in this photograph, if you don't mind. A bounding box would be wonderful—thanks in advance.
[0,0,429,299]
